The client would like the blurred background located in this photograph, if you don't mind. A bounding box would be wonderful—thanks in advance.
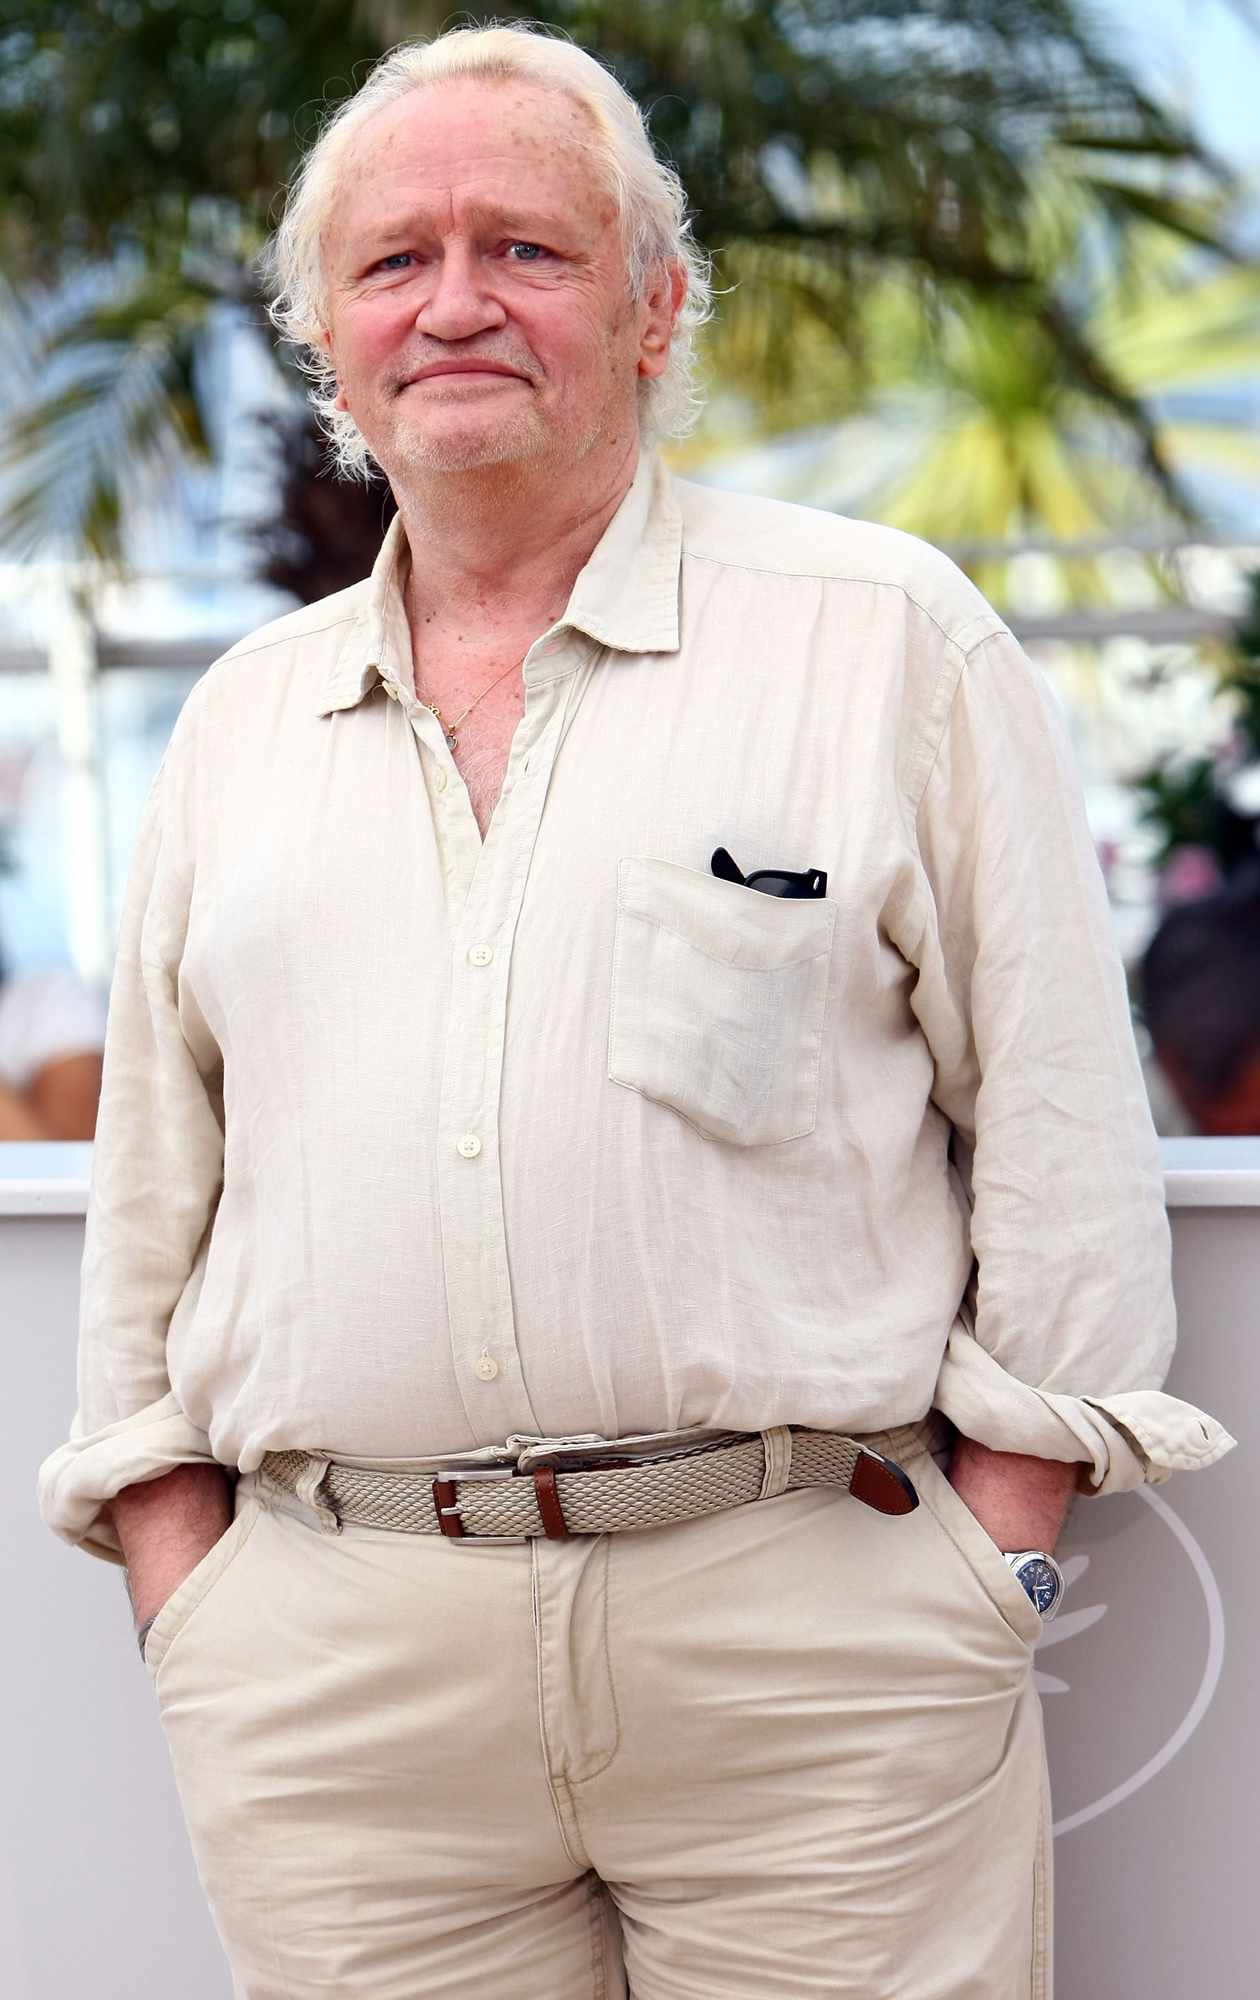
[2,0,1259,1140]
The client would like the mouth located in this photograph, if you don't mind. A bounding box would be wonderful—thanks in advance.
[403,365,527,388]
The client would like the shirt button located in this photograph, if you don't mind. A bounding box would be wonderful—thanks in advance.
[473,1354,500,1382]
[467,944,494,967]
[456,1133,482,1159]
[434,768,448,793]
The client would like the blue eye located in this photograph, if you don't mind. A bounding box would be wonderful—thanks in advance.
[508,242,547,261]
[378,252,413,271]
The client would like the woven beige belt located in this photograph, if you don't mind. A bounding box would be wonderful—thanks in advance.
[259,1420,935,1544]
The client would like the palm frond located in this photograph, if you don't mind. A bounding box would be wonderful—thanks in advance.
[0,270,218,564]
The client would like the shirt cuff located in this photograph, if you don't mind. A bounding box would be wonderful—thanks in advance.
[932,1325,1237,1496]
[37,1392,221,1564]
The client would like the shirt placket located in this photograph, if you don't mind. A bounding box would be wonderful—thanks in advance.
[423,635,594,1441]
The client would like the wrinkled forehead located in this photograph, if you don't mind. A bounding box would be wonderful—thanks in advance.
[321,76,621,252]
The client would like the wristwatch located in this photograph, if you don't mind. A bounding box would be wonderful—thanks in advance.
[1003,1550,1066,1620]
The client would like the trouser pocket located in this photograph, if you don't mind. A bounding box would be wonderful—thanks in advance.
[144,1490,263,1681]
[915,1448,1044,1649]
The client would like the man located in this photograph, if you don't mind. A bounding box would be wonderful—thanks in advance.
[38,24,1233,2000]
[1141,863,1260,1134]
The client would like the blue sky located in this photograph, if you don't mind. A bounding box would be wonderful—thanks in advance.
[1094,0,1260,174]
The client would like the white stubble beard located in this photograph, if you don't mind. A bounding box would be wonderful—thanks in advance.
[384,381,554,476]
[372,358,625,487]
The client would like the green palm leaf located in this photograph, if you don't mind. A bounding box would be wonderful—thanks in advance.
[0,270,218,562]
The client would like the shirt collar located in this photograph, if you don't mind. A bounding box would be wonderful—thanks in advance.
[317,448,682,717]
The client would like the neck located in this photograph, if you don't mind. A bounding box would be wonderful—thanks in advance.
[394,436,641,635]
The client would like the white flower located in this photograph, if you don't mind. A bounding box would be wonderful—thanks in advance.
[1219,760,1260,816]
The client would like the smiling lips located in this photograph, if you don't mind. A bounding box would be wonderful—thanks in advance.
[404,362,527,386]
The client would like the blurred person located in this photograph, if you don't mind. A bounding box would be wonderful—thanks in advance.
[37,24,1234,2000]
[1140,862,1260,1134]
[0,937,104,1140]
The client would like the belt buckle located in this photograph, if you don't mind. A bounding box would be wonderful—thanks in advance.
[431,1465,530,1544]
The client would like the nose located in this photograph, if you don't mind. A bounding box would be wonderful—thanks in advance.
[415,244,506,342]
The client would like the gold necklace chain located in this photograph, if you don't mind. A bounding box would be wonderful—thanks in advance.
[417,655,524,750]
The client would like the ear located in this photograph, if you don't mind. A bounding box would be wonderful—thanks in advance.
[637,258,687,381]
[317,323,350,413]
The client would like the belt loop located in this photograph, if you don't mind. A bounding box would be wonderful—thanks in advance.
[758,1425,793,1499]
[295,1455,341,1534]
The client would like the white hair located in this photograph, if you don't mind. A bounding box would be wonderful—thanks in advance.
[262,22,713,480]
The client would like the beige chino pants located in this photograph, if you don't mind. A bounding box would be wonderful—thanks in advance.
[142,1416,1052,1999]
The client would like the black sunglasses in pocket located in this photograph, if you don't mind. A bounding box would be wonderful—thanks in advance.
[711,846,827,900]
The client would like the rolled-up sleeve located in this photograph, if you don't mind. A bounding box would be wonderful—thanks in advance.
[908,627,1236,1494]
[36,703,227,1563]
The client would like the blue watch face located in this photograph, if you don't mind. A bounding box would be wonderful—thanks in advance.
[1017,1559,1060,1615]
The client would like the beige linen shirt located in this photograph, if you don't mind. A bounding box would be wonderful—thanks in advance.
[38,451,1234,1562]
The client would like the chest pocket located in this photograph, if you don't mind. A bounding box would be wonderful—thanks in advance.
[608,857,837,1146]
